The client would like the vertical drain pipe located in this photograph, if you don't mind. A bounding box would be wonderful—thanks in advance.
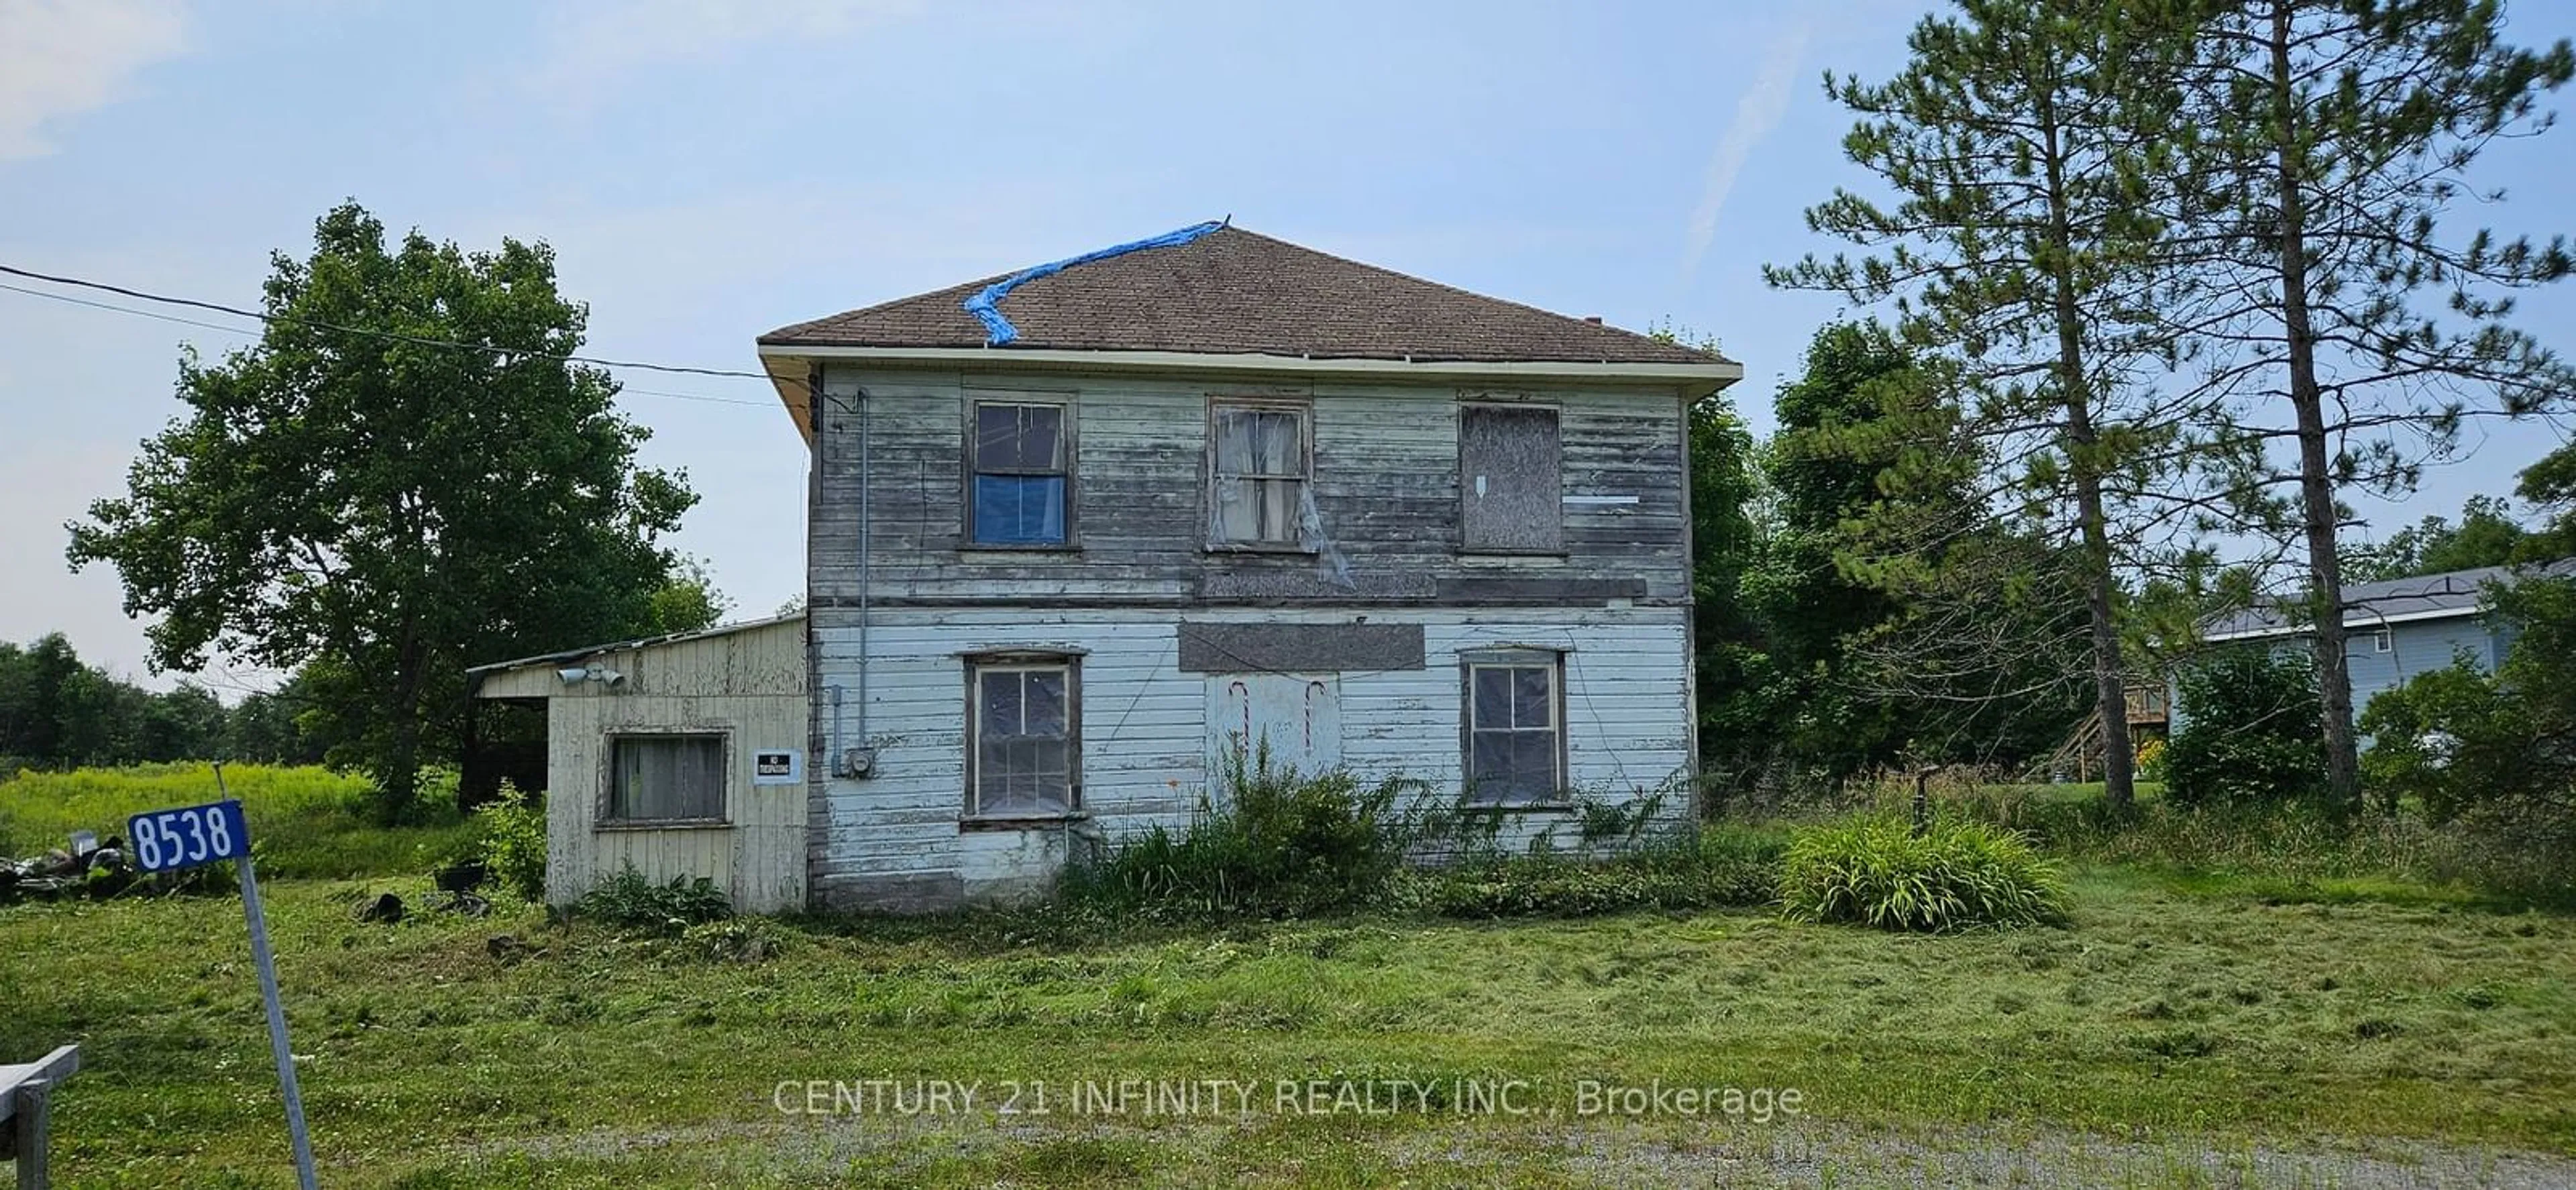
[855,380,871,769]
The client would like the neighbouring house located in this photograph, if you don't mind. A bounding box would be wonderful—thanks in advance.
[758,222,1739,911]
[467,614,808,913]
[2183,560,2574,727]
[472,221,1739,914]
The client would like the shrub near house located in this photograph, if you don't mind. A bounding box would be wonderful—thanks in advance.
[2167,649,2325,808]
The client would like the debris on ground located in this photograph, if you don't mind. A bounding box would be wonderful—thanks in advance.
[355,891,406,923]
[486,934,541,963]
[0,834,141,903]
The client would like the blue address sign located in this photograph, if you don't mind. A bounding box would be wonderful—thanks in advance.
[127,799,250,873]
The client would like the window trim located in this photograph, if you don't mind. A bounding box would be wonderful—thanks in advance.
[2372,627,2394,653]
[962,392,1078,551]
[1456,400,1567,557]
[1204,396,1316,553]
[963,652,1084,822]
[599,731,731,827]
[1457,648,1570,808]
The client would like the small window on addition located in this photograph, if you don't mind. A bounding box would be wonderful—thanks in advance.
[605,733,726,823]
[1462,650,1566,806]
[969,658,1080,818]
[969,401,1071,545]
[2373,627,2394,653]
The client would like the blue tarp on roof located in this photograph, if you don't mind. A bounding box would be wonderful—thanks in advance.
[962,220,1225,346]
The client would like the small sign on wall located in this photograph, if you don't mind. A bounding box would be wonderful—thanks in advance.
[751,749,804,785]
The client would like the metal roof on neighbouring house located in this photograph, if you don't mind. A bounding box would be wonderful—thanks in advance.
[2202,559,2576,642]
[758,223,1733,368]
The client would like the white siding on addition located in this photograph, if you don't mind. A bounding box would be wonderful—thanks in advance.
[475,617,809,914]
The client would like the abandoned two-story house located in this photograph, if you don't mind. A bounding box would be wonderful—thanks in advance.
[474,221,1739,912]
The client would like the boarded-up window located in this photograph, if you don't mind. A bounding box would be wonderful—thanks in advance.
[969,401,1071,545]
[969,660,1079,817]
[1459,404,1562,553]
[606,735,726,822]
[1462,651,1565,805]
[1209,402,1309,547]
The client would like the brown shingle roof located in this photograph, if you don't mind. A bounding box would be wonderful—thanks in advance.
[759,225,1730,367]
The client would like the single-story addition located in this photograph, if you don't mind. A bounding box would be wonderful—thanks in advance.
[468,614,808,913]
[2190,560,2573,723]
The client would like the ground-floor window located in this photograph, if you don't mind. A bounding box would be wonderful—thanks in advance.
[969,656,1080,817]
[605,733,727,822]
[1461,649,1566,806]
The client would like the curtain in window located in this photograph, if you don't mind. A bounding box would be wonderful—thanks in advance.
[610,736,725,820]
[1212,409,1302,543]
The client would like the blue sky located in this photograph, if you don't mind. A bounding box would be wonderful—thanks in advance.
[3,0,2571,693]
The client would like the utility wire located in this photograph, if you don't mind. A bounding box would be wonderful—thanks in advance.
[0,262,808,400]
[1,279,778,410]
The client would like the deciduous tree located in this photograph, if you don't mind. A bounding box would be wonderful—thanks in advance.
[68,203,701,820]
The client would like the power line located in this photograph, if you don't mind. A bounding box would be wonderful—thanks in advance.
[0,261,808,400]
[3,279,781,410]
[0,280,258,339]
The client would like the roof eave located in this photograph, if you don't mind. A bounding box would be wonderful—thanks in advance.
[2198,602,2485,643]
[466,612,807,685]
[758,342,1740,387]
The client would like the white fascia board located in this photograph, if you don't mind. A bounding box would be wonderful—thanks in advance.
[2200,604,2482,644]
[757,344,1743,393]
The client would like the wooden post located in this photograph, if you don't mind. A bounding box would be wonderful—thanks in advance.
[2,1044,77,1190]
[13,1081,46,1190]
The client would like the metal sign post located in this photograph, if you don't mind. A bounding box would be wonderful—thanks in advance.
[127,764,318,1190]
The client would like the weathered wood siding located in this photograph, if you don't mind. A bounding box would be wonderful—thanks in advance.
[800,361,1701,911]
[808,606,1693,910]
[480,618,808,913]
[809,365,1691,605]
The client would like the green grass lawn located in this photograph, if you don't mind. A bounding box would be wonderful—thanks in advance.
[5,863,2572,1187]
[0,764,474,880]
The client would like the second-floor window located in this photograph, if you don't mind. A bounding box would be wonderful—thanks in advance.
[1209,400,1311,548]
[1460,403,1563,553]
[969,400,1071,546]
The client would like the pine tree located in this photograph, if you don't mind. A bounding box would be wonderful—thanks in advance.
[1771,0,2218,806]
[2165,0,2575,809]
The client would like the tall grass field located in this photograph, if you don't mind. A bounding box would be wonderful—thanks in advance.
[5,765,2575,1185]
[0,763,474,879]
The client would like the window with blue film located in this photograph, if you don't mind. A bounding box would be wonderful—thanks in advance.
[970,402,1069,545]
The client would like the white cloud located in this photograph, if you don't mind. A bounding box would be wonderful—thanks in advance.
[533,0,917,103]
[0,0,189,162]
[1681,21,1808,281]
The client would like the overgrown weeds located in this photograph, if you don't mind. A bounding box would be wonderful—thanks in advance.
[1778,814,2065,932]
[1398,824,1783,918]
[1947,783,2575,904]
[574,864,732,934]
[1060,746,1441,921]
[1061,747,1779,924]
[468,780,547,900]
